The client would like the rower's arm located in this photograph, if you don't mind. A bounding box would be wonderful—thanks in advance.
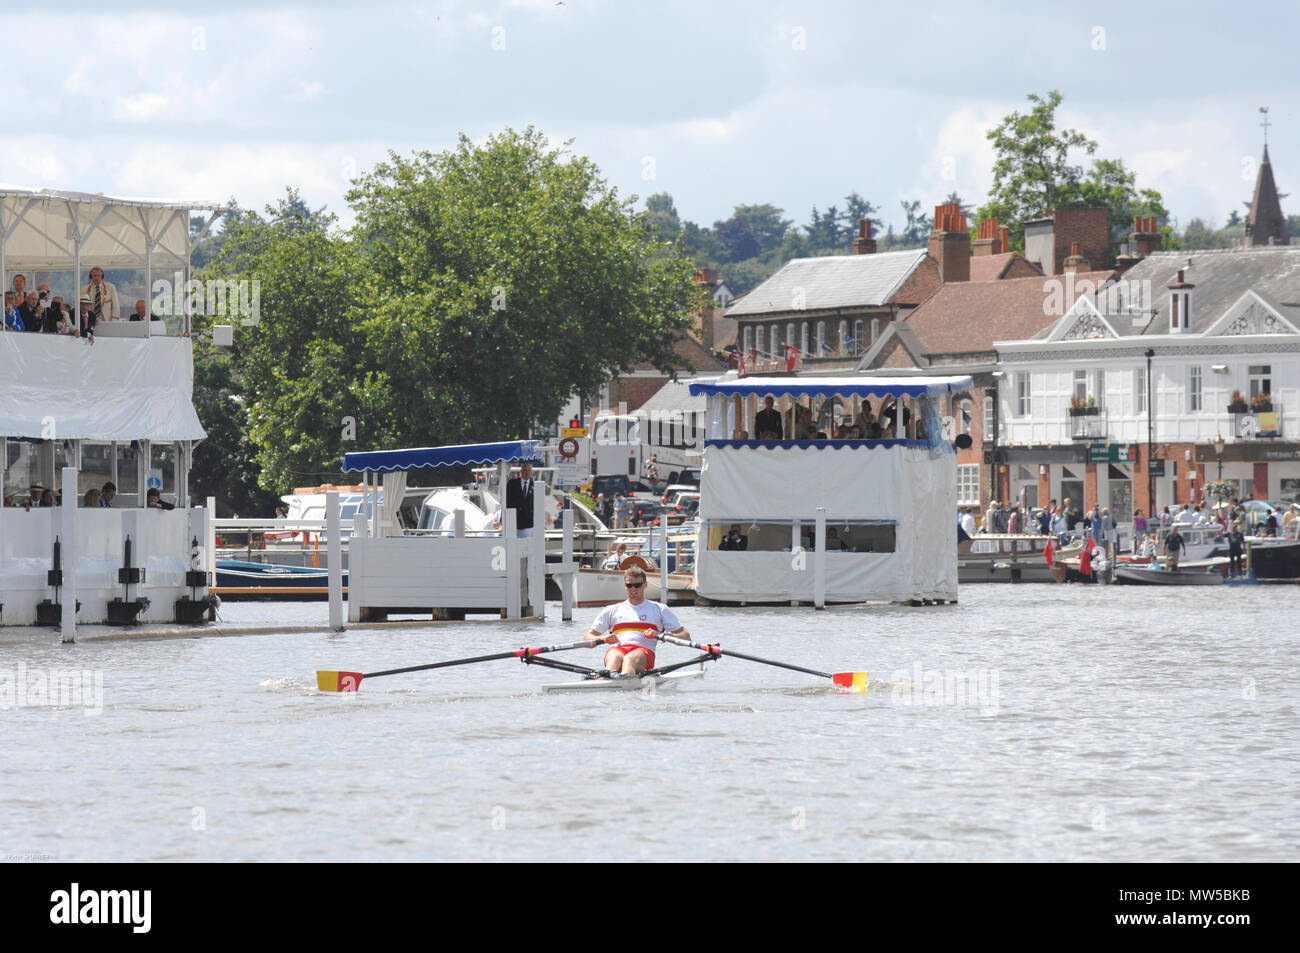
[585,628,616,645]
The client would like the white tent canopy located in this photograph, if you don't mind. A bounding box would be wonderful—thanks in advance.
[0,187,223,270]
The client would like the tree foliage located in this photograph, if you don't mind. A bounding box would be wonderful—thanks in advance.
[191,131,701,497]
[978,90,1172,256]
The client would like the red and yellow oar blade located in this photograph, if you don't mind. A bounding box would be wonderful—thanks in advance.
[317,670,364,692]
[832,671,869,693]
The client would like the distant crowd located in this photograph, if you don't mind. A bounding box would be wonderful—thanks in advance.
[962,495,1300,553]
[4,482,175,510]
[3,269,152,336]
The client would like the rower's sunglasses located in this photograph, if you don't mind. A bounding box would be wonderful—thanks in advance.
[625,582,645,589]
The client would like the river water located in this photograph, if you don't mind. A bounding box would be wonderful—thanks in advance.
[1,584,1296,862]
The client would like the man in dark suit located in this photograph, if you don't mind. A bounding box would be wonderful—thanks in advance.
[505,462,539,538]
[754,395,783,439]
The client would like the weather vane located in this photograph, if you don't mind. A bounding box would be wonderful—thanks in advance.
[1260,106,1270,147]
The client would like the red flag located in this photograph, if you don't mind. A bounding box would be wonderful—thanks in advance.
[785,345,799,372]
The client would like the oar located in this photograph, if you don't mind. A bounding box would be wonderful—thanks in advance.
[655,633,868,693]
[317,639,599,692]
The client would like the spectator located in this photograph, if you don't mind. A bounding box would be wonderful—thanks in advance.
[40,488,56,507]
[11,273,27,303]
[719,525,748,551]
[82,266,121,322]
[77,295,95,336]
[4,291,24,330]
[130,299,149,321]
[613,492,629,530]
[754,395,783,440]
[83,488,101,507]
[46,294,73,333]
[19,291,44,333]
[603,542,629,569]
[1165,524,1186,571]
[101,482,117,507]
[146,488,175,510]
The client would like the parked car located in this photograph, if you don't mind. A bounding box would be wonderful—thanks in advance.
[653,494,699,526]
[660,483,697,505]
[630,499,663,526]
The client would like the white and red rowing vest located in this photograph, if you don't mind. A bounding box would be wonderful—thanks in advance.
[590,600,682,652]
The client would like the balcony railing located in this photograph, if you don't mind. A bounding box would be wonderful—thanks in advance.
[1069,408,1108,441]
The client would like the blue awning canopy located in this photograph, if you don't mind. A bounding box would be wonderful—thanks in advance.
[688,375,974,399]
[343,440,543,473]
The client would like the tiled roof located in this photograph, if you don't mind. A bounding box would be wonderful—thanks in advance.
[1109,247,1300,336]
[725,249,928,317]
[969,251,1043,282]
[899,270,1115,357]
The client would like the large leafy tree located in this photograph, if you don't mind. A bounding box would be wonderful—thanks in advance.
[347,128,699,453]
[195,191,367,494]
[978,90,1172,255]
[980,90,1096,245]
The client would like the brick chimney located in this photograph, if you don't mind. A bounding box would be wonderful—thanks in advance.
[1132,215,1162,256]
[973,218,1003,257]
[999,224,1010,255]
[929,202,970,282]
[853,218,877,255]
[1063,241,1090,274]
[1167,268,1194,334]
[1051,207,1111,274]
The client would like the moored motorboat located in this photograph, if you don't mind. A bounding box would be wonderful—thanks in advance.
[213,559,346,600]
[1113,560,1228,585]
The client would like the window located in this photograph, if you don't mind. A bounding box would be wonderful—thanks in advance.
[1015,372,1032,417]
[871,318,880,344]
[742,326,752,355]
[983,395,994,439]
[960,398,972,434]
[801,323,809,355]
[853,320,863,354]
[772,323,781,350]
[1093,369,1106,409]
[957,464,980,504]
[787,323,795,352]
[838,320,848,355]
[1073,369,1087,402]
[1189,365,1202,412]
[816,321,826,355]
[1134,367,1147,415]
[1249,364,1272,399]
[756,325,765,358]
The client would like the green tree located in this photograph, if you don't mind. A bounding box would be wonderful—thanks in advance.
[198,190,366,493]
[642,192,682,244]
[980,91,1173,257]
[979,89,1096,250]
[346,127,699,452]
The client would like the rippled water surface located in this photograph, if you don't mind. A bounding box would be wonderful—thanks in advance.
[2,584,1296,861]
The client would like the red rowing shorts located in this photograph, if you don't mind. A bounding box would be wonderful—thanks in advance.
[606,644,655,668]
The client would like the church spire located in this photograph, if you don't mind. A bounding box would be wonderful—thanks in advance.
[1245,108,1289,246]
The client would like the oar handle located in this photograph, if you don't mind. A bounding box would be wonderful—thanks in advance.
[654,633,833,680]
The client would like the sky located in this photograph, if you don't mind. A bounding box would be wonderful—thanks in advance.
[2,0,1296,235]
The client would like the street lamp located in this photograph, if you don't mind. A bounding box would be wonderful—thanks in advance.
[1213,431,1225,479]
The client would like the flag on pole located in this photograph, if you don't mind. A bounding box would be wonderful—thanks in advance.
[785,345,799,372]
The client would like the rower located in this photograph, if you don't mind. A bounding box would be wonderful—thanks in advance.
[584,566,691,677]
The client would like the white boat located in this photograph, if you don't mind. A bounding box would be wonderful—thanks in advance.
[688,374,973,606]
[958,533,1060,583]
[1113,561,1228,585]
[541,668,706,693]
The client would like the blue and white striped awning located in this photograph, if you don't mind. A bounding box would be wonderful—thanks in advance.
[343,440,542,473]
[688,375,974,399]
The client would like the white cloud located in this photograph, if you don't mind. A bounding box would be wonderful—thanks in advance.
[288,79,326,104]
[114,93,171,122]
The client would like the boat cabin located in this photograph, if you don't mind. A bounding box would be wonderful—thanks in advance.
[687,375,973,606]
